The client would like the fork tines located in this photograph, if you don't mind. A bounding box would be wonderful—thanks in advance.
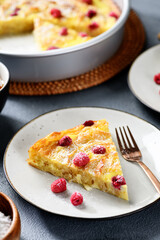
[115,126,139,150]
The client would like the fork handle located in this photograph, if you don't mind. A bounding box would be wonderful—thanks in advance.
[137,161,160,194]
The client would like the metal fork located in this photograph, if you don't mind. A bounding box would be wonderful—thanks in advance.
[115,126,160,194]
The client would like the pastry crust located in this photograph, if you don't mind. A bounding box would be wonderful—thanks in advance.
[27,119,128,200]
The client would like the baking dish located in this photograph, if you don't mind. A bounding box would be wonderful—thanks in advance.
[0,0,130,82]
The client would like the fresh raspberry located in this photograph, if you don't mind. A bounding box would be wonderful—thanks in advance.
[109,12,119,19]
[112,175,126,190]
[82,0,92,4]
[92,146,106,154]
[73,152,90,167]
[88,22,99,30]
[79,32,88,37]
[59,136,72,146]
[154,73,160,84]
[83,120,94,126]
[70,192,83,206]
[51,178,67,193]
[50,8,62,18]
[60,27,68,36]
[47,46,59,50]
[86,9,97,18]
[10,7,20,16]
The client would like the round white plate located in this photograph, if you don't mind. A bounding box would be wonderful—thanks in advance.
[4,107,160,219]
[128,44,160,112]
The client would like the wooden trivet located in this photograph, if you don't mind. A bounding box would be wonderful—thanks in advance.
[10,10,145,96]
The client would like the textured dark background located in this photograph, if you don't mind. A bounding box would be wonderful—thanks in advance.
[0,0,160,239]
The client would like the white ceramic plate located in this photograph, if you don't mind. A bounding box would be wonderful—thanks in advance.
[128,44,160,113]
[4,107,160,219]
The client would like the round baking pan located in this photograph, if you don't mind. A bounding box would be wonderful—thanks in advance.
[0,0,130,82]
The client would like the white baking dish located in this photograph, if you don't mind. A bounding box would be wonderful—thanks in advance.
[0,0,130,82]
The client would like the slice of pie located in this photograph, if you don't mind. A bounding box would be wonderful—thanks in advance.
[27,119,128,200]
[0,0,43,35]
[33,18,92,50]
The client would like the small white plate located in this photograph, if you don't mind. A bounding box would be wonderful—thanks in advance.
[128,44,160,112]
[3,107,160,219]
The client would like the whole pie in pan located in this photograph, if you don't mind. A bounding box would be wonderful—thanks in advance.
[0,0,120,50]
[27,119,128,200]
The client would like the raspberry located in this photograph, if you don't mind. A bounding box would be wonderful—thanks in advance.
[82,0,92,4]
[83,120,94,126]
[73,152,90,167]
[79,32,88,37]
[88,22,99,30]
[86,10,97,18]
[47,46,59,50]
[10,7,20,16]
[51,178,67,193]
[59,136,72,146]
[70,192,83,206]
[92,146,106,154]
[50,8,62,18]
[60,27,68,36]
[154,73,160,84]
[109,12,119,19]
[112,175,126,190]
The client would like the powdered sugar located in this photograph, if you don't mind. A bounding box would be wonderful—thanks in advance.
[0,211,12,239]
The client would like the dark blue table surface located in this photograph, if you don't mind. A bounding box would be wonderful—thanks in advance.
[0,0,160,239]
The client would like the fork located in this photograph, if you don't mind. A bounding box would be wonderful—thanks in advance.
[115,126,160,194]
